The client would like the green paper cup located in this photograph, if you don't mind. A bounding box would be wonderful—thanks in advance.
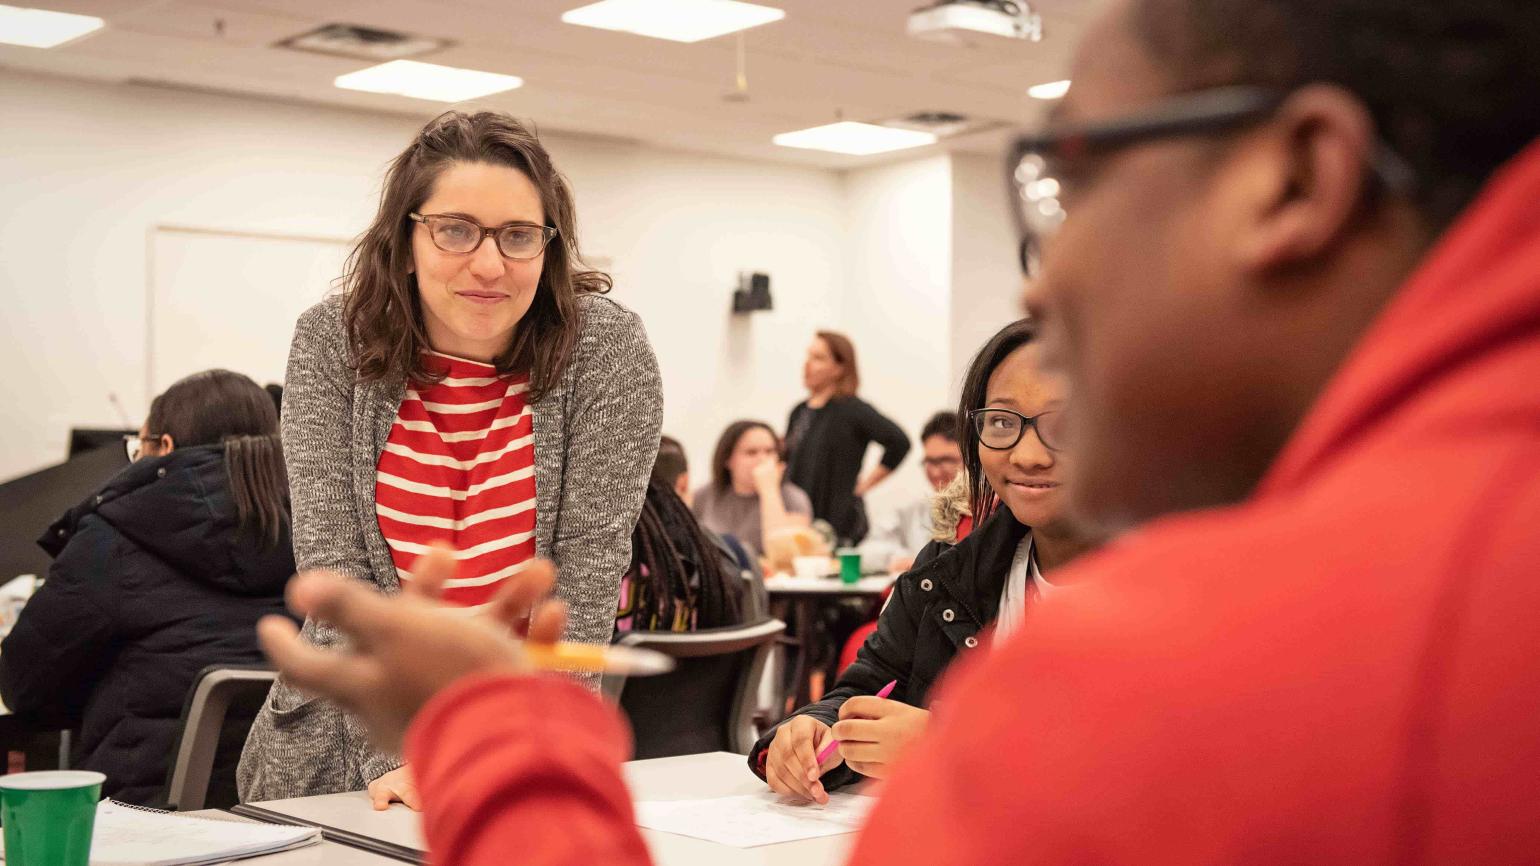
[837,548,863,584]
[0,770,104,866]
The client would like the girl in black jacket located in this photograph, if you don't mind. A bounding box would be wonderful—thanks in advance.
[753,319,1102,802]
[0,370,296,806]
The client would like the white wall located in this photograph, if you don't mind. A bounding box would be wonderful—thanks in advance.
[0,71,854,488]
[552,137,849,496]
[837,156,954,519]
[0,70,981,550]
[0,72,415,481]
[948,152,1027,395]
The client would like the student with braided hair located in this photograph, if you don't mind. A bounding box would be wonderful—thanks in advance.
[616,478,748,634]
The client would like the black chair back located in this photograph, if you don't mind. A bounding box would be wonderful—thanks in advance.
[606,619,785,760]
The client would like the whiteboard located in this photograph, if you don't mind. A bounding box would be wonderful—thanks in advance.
[148,226,350,394]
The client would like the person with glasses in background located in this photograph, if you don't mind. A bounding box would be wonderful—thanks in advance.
[250,0,1540,860]
[0,370,295,806]
[237,110,662,809]
[749,320,1101,802]
[858,411,966,576]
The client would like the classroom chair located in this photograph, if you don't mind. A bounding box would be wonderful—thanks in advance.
[603,619,785,760]
[163,665,277,811]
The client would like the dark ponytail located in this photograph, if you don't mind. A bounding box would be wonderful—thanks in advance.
[146,369,290,548]
[224,433,290,548]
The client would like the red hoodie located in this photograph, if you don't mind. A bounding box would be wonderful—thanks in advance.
[405,140,1540,866]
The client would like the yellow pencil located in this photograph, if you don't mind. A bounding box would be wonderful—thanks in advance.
[524,642,675,676]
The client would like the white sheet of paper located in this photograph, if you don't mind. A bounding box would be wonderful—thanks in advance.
[632,791,876,848]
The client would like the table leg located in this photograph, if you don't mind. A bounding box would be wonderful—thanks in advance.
[791,598,819,708]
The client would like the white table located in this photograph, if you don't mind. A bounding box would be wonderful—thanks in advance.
[231,791,422,862]
[626,752,866,866]
[233,751,865,866]
[764,574,895,706]
[763,575,896,596]
[184,809,397,864]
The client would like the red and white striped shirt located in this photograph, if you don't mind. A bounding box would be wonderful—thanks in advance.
[375,352,537,609]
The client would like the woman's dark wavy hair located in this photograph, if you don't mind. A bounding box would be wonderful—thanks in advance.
[956,319,1038,522]
[146,369,289,548]
[342,111,610,400]
[618,479,744,632]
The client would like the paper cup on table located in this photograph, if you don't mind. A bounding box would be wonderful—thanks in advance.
[0,770,105,866]
[792,556,830,580]
[837,548,863,584]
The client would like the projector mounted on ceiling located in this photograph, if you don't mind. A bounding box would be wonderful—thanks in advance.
[908,0,1043,45]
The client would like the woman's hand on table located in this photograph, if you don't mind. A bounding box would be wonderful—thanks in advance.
[765,715,844,805]
[367,765,421,811]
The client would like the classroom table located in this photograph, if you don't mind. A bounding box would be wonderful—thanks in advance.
[231,751,868,866]
[232,791,422,863]
[764,574,896,708]
[183,809,398,864]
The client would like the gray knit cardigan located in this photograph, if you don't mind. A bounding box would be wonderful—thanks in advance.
[236,292,662,801]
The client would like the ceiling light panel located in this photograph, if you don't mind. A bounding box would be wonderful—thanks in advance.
[772,122,937,156]
[562,0,785,43]
[0,3,103,48]
[334,60,523,103]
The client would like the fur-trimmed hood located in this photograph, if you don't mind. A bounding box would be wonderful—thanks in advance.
[930,472,972,543]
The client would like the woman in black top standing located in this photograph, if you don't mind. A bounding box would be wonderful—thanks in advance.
[784,331,910,545]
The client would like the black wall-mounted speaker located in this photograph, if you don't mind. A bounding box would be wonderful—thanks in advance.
[732,272,773,314]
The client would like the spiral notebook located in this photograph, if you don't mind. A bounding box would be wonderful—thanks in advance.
[1,800,322,866]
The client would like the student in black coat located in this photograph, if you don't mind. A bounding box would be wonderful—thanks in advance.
[0,370,296,806]
[753,319,1104,802]
[784,331,910,545]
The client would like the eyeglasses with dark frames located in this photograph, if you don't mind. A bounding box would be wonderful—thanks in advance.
[1006,85,1417,274]
[124,433,162,463]
[969,408,1064,452]
[409,212,559,261]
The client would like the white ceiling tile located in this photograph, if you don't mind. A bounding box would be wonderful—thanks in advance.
[2,0,1110,167]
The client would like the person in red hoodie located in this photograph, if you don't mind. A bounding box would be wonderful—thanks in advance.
[258,0,1540,862]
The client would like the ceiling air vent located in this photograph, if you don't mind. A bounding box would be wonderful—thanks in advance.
[274,23,449,62]
[885,111,1005,139]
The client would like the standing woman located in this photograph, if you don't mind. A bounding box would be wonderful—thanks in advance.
[784,332,910,545]
[238,111,663,804]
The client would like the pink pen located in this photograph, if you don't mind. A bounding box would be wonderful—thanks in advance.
[816,679,898,764]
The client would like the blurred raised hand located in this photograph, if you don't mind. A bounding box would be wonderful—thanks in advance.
[258,545,568,752]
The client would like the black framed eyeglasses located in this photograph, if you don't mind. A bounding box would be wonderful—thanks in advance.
[1006,85,1417,274]
[409,212,558,261]
[124,433,161,463]
[969,408,1064,452]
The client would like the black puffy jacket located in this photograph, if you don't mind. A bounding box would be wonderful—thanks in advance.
[750,507,1028,789]
[0,444,296,805]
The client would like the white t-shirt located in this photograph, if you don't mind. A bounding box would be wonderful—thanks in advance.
[994,534,1038,640]
[995,532,1063,641]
